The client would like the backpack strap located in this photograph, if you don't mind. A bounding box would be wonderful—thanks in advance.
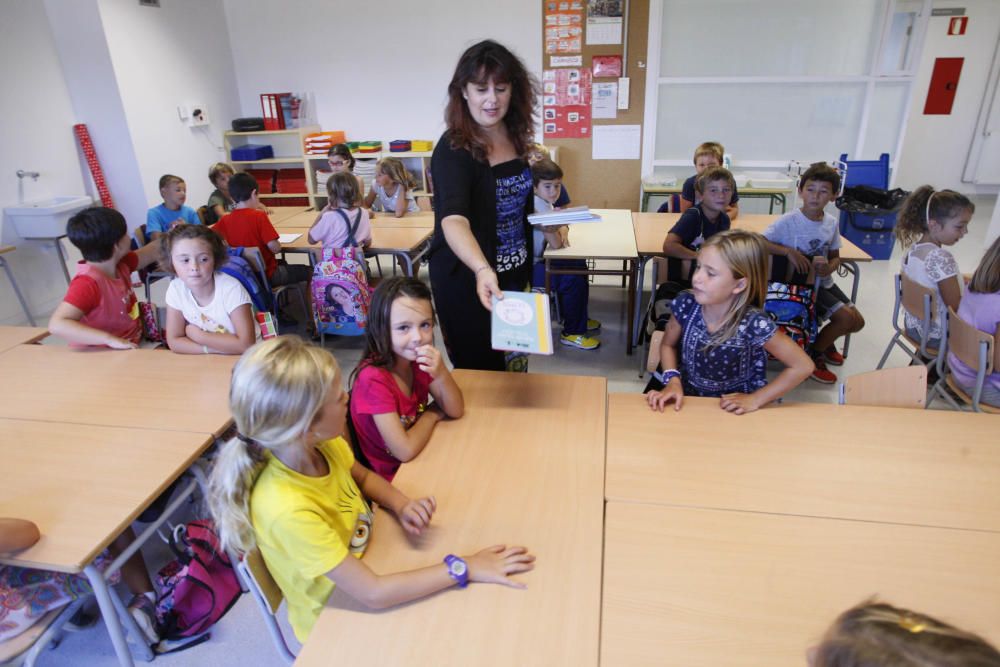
[334,209,362,248]
[345,390,375,473]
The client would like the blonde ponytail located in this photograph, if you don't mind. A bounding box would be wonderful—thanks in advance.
[206,336,341,555]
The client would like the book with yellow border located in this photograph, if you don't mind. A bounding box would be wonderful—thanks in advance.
[490,291,553,355]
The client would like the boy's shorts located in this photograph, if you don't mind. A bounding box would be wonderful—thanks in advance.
[816,283,853,321]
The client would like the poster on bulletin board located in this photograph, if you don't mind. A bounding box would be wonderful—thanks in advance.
[544,0,585,54]
[542,68,593,138]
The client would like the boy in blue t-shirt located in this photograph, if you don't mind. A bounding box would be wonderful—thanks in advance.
[146,174,200,241]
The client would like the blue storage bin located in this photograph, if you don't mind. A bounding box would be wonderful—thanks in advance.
[231,144,274,161]
[837,153,896,260]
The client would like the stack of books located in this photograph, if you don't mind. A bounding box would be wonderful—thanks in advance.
[527,206,601,226]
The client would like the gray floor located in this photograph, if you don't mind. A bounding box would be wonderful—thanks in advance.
[31,195,996,666]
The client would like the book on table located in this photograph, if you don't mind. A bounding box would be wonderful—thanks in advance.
[490,291,553,355]
[527,206,602,226]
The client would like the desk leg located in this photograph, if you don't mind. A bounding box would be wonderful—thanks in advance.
[631,255,651,350]
[544,258,551,296]
[641,190,650,212]
[84,564,137,667]
[840,260,860,359]
[53,237,72,284]
[626,259,637,356]
[0,255,37,326]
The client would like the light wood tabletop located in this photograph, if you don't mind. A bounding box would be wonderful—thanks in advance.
[606,393,1000,532]
[296,370,607,666]
[544,208,638,261]
[0,418,212,572]
[0,325,48,352]
[632,211,872,262]
[279,225,432,253]
[274,210,434,229]
[266,206,312,224]
[601,503,1000,667]
[0,344,236,435]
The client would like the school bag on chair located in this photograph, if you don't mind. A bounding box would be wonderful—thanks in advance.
[219,248,273,313]
[154,520,242,643]
[312,209,373,337]
[763,255,819,354]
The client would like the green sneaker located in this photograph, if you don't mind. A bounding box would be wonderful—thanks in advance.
[560,333,600,350]
[586,319,602,332]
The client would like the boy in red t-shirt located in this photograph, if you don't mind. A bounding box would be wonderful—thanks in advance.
[212,173,312,287]
[49,207,161,348]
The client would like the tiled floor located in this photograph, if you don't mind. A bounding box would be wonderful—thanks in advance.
[36,196,996,666]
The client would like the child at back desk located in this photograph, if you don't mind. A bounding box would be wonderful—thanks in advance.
[208,337,531,643]
[666,141,739,218]
[349,277,464,481]
[646,229,814,414]
[364,157,419,217]
[895,186,974,350]
[528,143,572,207]
[147,174,201,241]
[763,162,865,384]
[948,234,1000,407]
[529,158,600,350]
[662,167,736,263]
[212,172,312,289]
[48,207,162,348]
[308,172,372,248]
[161,224,259,355]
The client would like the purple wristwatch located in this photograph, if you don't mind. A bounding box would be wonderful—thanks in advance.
[444,554,469,588]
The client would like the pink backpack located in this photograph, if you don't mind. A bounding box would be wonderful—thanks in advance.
[312,246,372,337]
[154,520,242,639]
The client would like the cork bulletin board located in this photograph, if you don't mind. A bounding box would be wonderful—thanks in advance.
[540,0,649,210]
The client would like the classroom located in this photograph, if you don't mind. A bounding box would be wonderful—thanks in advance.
[1,1,1000,666]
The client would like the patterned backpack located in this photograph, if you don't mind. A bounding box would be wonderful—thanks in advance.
[763,281,818,352]
[312,210,372,336]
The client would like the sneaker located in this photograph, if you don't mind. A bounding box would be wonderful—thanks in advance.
[586,319,602,332]
[822,344,844,366]
[127,594,160,646]
[810,355,837,384]
[560,333,601,350]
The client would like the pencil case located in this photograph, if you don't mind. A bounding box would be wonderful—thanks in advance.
[389,140,412,152]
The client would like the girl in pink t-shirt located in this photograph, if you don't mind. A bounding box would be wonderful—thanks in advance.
[349,277,464,481]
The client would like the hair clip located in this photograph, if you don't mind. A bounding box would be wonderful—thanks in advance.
[898,615,927,634]
[236,432,255,445]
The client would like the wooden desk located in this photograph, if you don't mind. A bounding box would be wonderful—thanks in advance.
[0,344,235,435]
[296,370,607,666]
[0,325,48,352]
[275,210,434,229]
[266,206,312,225]
[0,418,213,666]
[602,503,1000,667]
[630,212,872,355]
[544,208,639,354]
[606,393,1000,532]
[279,225,432,276]
[640,181,792,213]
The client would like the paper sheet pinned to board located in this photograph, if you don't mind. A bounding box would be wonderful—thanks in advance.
[592,125,641,160]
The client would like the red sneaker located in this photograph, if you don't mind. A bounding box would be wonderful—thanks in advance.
[810,355,837,384]
[822,344,844,366]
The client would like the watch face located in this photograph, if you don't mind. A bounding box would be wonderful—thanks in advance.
[451,560,467,576]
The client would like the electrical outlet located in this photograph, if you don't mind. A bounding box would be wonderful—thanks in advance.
[188,103,209,127]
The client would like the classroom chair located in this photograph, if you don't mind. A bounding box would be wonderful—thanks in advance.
[236,549,296,664]
[242,247,309,331]
[415,195,433,212]
[0,595,91,667]
[837,366,927,408]
[928,307,1000,414]
[132,223,169,303]
[877,273,939,369]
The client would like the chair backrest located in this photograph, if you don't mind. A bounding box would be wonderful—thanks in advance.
[839,366,927,408]
[241,246,273,291]
[946,306,995,376]
[238,548,295,663]
[134,223,149,247]
[899,272,936,324]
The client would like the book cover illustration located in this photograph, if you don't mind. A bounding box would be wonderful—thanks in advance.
[490,291,554,355]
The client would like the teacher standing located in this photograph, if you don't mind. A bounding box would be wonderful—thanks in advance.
[429,40,537,371]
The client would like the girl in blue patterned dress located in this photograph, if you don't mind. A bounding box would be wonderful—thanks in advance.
[646,229,814,415]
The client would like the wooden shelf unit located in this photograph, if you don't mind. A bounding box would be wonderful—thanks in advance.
[225,126,434,208]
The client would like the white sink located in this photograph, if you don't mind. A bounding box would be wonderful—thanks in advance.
[5,196,93,239]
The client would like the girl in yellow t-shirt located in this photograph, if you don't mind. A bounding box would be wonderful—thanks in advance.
[208,336,535,642]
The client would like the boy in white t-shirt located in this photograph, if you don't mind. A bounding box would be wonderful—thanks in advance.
[763,163,865,384]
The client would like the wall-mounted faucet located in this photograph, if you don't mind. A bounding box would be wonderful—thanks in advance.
[16,170,40,180]
[16,170,40,204]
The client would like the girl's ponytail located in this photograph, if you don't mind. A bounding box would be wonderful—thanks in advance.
[208,436,266,554]
[897,185,975,249]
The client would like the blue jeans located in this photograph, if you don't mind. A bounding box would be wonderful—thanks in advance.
[532,260,590,335]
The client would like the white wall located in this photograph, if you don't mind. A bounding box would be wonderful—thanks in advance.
[99,0,241,210]
[896,0,1000,193]
[223,0,541,141]
[0,0,89,325]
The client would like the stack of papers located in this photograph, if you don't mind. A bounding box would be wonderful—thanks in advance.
[528,206,601,226]
[278,233,302,244]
